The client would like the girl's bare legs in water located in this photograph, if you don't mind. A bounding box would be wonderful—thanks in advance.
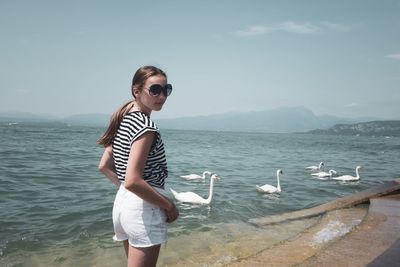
[123,240,161,267]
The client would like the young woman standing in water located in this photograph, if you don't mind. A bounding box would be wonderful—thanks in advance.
[98,65,179,267]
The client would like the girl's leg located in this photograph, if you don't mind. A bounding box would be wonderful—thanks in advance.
[127,244,161,267]
[123,240,129,257]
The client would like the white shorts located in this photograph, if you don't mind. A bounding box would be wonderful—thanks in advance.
[112,185,168,248]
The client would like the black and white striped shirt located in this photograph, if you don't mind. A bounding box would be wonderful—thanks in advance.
[112,111,168,189]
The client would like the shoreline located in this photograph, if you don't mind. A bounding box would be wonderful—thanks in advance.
[226,179,400,267]
[3,180,400,266]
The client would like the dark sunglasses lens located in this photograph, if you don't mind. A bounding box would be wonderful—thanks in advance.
[149,84,173,96]
[149,84,163,96]
[165,84,173,96]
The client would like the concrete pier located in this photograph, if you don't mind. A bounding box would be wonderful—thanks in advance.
[227,179,400,267]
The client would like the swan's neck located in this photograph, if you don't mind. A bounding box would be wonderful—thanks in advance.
[202,171,210,179]
[276,173,281,191]
[356,168,360,178]
[206,177,215,204]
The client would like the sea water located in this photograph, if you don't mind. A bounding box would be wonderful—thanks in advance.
[1,123,399,266]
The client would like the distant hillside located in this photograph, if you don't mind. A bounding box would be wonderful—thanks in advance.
[308,120,400,136]
[0,112,59,123]
[156,107,375,133]
[0,112,110,127]
[0,107,378,133]
[62,113,110,126]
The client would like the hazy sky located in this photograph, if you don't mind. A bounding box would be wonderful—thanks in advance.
[1,0,399,120]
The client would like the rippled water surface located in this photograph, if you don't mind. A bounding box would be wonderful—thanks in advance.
[1,123,399,266]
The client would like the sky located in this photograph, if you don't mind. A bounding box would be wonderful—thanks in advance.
[1,0,399,120]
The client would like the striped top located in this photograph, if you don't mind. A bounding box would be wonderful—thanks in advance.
[112,111,168,189]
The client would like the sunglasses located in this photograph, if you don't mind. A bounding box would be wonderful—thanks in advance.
[147,84,173,97]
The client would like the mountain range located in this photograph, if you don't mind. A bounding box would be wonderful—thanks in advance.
[0,107,382,133]
[308,120,400,137]
[156,107,378,133]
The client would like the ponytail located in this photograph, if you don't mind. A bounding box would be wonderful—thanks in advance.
[97,101,134,147]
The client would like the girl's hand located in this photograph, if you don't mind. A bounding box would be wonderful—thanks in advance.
[165,202,179,223]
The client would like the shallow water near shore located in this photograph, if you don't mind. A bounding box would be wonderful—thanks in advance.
[1,123,399,266]
[2,207,368,267]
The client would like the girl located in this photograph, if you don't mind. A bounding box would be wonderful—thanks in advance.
[98,65,179,267]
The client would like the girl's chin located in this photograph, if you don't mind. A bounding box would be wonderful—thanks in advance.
[153,104,164,111]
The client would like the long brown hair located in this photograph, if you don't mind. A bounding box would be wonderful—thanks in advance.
[97,66,167,147]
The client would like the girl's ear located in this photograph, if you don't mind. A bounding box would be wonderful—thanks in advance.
[132,86,139,98]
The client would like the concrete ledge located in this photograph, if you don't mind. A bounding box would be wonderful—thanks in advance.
[250,178,400,226]
[367,238,400,267]
[228,180,400,267]
[295,193,400,267]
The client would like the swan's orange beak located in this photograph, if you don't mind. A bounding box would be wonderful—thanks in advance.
[213,175,220,181]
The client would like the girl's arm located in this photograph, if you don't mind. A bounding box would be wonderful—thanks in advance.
[124,131,179,223]
[98,146,121,188]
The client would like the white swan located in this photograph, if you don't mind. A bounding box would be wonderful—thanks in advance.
[256,169,283,194]
[311,169,337,178]
[180,171,212,180]
[331,166,362,182]
[306,162,324,171]
[170,174,220,204]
